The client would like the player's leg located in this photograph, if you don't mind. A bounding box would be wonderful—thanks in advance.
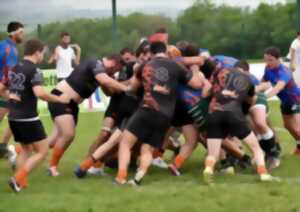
[169,124,198,175]
[10,139,48,192]
[87,117,115,156]
[49,115,76,176]
[282,112,300,155]
[242,132,279,181]
[74,128,122,178]
[250,105,280,166]
[0,107,10,157]
[115,130,138,184]
[203,138,223,184]
[128,143,154,185]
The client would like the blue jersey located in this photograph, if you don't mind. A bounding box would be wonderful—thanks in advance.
[177,84,202,110]
[249,73,260,86]
[0,39,18,83]
[213,55,238,69]
[263,64,300,106]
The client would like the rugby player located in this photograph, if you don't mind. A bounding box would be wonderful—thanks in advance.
[203,67,278,183]
[235,60,281,169]
[257,47,300,155]
[74,47,139,176]
[0,22,25,165]
[8,39,70,192]
[47,54,129,176]
[115,41,204,185]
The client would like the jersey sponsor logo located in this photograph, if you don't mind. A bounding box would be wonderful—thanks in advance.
[154,67,169,83]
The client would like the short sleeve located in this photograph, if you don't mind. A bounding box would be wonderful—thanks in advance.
[31,68,44,86]
[278,68,291,84]
[262,69,269,82]
[91,60,106,76]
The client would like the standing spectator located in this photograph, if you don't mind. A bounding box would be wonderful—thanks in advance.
[48,32,81,82]
[289,29,300,86]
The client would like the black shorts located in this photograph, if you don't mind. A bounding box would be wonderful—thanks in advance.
[9,120,46,144]
[48,89,79,124]
[280,103,300,115]
[126,107,170,148]
[171,101,194,127]
[206,110,251,140]
[104,94,122,120]
[114,94,139,129]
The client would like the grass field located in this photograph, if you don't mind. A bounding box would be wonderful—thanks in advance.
[0,101,299,212]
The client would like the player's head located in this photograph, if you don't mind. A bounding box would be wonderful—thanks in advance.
[234,60,250,72]
[181,43,199,57]
[167,45,181,59]
[60,32,71,46]
[201,59,216,79]
[120,47,136,64]
[149,27,169,44]
[264,46,281,69]
[176,40,190,55]
[136,39,151,62]
[24,39,46,64]
[104,54,123,75]
[150,42,167,56]
[297,29,300,36]
[7,21,25,44]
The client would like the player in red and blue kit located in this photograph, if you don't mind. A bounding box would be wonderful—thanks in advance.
[258,47,300,155]
[0,22,25,160]
[235,60,281,169]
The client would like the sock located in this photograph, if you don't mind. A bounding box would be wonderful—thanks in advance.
[15,144,23,155]
[80,157,95,171]
[204,156,216,173]
[134,169,146,183]
[153,149,164,158]
[174,154,186,169]
[14,167,28,187]
[257,165,267,175]
[116,169,127,182]
[259,130,278,157]
[296,141,300,149]
[50,146,64,167]
[93,161,103,169]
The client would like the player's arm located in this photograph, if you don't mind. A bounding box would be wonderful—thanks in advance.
[255,81,271,93]
[48,46,59,64]
[265,80,286,98]
[186,65,205,89]
[33,85,70,103]
[290,48,296,72]
[0,83,9,100]
[176,56,205,66]
[70,44,81,66]
[96,73,128,93]
[246,84,256,106]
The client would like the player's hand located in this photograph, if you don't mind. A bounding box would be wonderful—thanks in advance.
[290,63,296,72]
[70,44,81,51]
[58,94,71,104]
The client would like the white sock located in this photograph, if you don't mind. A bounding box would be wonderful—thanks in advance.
[261,129,274,140]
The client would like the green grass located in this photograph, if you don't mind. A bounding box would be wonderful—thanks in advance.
[0,101,300,212]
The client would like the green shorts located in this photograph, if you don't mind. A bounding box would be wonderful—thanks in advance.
[280,104,300,115]
[188,97,211,131]
[250,92,269,112]
[0,98,8,108]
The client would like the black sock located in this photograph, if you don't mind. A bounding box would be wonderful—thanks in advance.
[259,136,280,158]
